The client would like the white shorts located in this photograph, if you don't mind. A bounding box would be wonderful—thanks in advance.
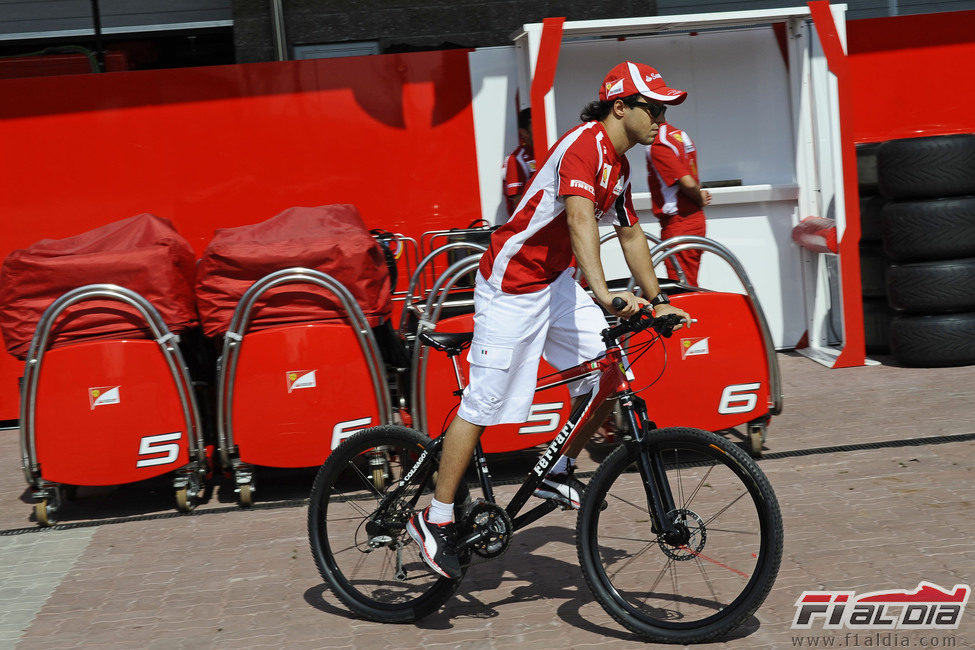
[457,269,608,426]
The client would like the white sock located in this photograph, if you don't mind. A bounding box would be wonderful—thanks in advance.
[550,455,574,475]
[427,497,454,524]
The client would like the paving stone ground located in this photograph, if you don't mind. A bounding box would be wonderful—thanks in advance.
[1,352,973,649]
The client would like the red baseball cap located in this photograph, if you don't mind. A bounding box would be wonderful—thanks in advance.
[599,61,687,105]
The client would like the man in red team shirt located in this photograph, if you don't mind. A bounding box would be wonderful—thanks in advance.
[407,61,691,579]
[646,109,711,286]
[502,108,536,216]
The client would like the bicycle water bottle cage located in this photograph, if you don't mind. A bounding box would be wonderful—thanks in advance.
[419,331,473,357]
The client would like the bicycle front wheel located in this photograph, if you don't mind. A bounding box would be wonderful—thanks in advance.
[577,427,783,643]
[307,425,468,622]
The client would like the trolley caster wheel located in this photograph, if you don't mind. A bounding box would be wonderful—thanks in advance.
[175,473,203,513]
[34,499,56,527]
[747,421,768,458]
[371,468,385,491]
[367,446,391,491]
[175,486,197,512]
[237,483,253,508]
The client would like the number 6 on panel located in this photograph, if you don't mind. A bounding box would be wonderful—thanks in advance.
[717,382,761,415]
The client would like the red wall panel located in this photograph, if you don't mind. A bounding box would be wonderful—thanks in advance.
[0,51,482,419]
[847,10,975,144]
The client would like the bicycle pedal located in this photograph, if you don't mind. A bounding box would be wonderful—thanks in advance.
[542,495,575,511]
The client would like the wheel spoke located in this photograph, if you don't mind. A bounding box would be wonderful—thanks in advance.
[606,538,660,582]
[327,540,361,556]
[348,461,385,499]
[325,513,377,523]
[607,492,653,515]
[705,526,759,535]
[674,462,716,511]
[693,555,719,604]
[647,555,677,596]
[672,448,685,506]
[701,490,748,529]
[680,545,750,579]
[343,496,378,520]
[600,534,657,544]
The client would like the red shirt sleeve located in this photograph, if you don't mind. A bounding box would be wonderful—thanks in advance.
[558,141,599,202]
[649,137,690,187]
[503,152,524,197]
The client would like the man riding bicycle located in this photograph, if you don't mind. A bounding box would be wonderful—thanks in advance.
[408,61,692,579]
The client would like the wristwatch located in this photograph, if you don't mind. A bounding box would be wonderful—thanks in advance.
[650,292,670,307]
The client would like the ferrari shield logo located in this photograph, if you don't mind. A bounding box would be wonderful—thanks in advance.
[286,370,317,393]
[680,337,710,360]
[88,386,121,410]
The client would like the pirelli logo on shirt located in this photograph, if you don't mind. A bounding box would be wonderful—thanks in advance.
[570,179,595,194]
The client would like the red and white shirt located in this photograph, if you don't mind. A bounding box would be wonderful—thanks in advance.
[646,123,701,218]
[481,121,639,294]
[502,144,535,216]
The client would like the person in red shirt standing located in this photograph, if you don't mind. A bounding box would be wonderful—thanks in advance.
[407,61,691,579]
[502,108,536,216]
[646,113,712,286]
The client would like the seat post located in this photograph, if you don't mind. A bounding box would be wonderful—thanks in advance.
[449,354,466,393]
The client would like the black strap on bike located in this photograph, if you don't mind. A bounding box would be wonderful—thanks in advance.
[370,229,398,290]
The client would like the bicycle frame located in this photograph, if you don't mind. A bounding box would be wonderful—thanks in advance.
[376,330,684,552]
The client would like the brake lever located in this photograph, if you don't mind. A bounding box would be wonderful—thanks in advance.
[652,313,686,338]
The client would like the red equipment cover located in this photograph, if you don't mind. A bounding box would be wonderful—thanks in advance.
[625,291,772,431]
[34,339,192,485]
[196,205,392,336]
[0,213,198,360]
[230,322,384,467]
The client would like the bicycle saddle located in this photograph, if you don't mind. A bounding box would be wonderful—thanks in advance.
[419,331,473,356]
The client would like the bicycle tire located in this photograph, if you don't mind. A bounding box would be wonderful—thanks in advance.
[307,424,469,622]
[576,427,783,643]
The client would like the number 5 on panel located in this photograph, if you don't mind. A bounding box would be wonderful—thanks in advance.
[136,431,182,468]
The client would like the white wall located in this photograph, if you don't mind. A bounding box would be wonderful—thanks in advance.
[552,27,796,192]
[468,46,521,226]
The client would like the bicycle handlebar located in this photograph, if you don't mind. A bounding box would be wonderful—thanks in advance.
[602,297,684,347]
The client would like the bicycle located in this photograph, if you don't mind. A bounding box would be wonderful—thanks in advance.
[307,302,783,643]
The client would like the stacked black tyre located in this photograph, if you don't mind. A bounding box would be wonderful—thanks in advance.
[875,134,975,367]
[857,142,894,354]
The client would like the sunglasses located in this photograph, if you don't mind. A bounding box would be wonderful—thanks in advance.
[627,100,667,119]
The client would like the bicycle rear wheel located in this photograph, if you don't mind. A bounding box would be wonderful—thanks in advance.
[307,425,468,622]
[577,427,783,643]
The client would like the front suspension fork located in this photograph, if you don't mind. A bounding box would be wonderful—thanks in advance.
[619,392,679,537]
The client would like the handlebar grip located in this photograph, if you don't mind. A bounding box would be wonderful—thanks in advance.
[611,296,626,311]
